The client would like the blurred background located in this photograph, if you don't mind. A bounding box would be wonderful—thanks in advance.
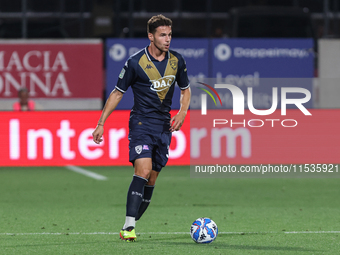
[0,0,339,166]
[0,0,338,39]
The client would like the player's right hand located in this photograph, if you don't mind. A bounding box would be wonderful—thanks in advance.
[92,125,104,144]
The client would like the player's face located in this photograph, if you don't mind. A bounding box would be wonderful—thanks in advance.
[150,26,172,52]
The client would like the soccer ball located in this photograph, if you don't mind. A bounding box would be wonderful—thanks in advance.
[190,217,218,243]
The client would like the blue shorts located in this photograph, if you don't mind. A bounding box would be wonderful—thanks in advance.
[128,117,172,172]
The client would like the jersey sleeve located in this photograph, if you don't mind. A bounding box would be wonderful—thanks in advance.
[115,58,136,93]
[176,54,190,90]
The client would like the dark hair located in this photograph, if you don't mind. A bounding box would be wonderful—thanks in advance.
[147,14,172,34]
[18,87,29,96]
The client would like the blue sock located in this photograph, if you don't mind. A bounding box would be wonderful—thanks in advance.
[135,185,155,221]
[125,175,148,222]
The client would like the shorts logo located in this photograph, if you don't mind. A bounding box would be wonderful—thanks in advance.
[135,145,142,154]
[143,145,149,150]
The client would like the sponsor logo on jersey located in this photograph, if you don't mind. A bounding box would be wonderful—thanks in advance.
[145,64,153,69]
[150,75,176,92]
[143,145,149,150]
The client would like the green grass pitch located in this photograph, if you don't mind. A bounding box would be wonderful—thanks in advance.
[0,166,340,254]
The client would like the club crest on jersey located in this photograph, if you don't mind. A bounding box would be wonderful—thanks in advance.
[135,145,142,154]
[150,75,175,92]
[170,60,177,70]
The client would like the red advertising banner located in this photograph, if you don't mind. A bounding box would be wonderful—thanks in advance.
[1,109,339,167]
[191,109,340,165]
[0,110,190,166]
[0,40,103,99]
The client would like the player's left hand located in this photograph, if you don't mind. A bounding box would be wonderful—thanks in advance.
[170,111,186,132]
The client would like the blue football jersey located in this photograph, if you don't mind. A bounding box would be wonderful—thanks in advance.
[115,46,190,123]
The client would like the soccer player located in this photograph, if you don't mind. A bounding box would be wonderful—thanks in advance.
[92,14,191,242]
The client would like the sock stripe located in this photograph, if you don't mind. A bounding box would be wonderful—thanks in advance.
[145,185,155,188]
[133,174,148,182]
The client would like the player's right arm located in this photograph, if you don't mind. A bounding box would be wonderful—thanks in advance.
[92,89,123,144]
[92,56,136,144]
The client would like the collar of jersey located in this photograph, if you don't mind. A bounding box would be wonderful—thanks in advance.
[144,46,170,62]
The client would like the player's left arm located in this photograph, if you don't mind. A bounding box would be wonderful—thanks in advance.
[170,87,191,132]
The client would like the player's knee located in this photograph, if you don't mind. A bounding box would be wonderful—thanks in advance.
[135,168,151,180]
[134,158,152,179]
[146,178,156,186]
[147,171,159,185]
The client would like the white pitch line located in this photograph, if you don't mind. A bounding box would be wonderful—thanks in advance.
[284,231,340,234]
[1,231,340,236]
[65,165,108,181]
